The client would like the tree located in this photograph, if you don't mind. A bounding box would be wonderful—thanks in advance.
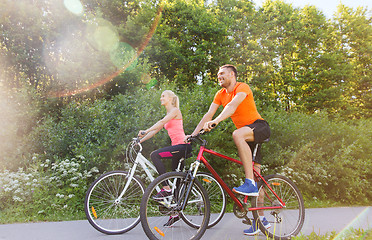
[332,5,372,118]
[0,0,160,99]
[144,0,230,87]
[294,5,348,114]
[246,0,305,111]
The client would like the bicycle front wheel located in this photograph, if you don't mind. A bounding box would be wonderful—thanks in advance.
[84,170,145,234]
[140,171,210,240]
[252,174,305,240]
[181,172,225,228]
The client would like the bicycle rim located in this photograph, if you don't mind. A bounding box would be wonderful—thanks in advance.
[183,172,225,228]
[140,171,210,240]
[252,174,305,240]
[84,171,145,234]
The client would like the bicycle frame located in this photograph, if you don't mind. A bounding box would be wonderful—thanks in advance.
[118,140,186,204]
[191,144,286,212]
[118,142,159,200]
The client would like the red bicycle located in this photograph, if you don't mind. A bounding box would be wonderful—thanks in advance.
[140,130,305,240]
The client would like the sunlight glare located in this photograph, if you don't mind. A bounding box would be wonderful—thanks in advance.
[88,19,119,53]
[63,0,84,15]
[110,42,138,71]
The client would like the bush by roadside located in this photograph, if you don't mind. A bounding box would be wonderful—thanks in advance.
[0,84,371,223]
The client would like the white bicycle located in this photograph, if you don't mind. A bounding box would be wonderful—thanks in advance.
[84,137,226,234]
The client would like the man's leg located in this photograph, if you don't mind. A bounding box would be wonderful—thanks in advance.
[254,163,265,216]
[232,126,255,179]
[232,127,258,196]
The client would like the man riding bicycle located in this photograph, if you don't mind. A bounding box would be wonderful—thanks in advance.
[186,64,271,235]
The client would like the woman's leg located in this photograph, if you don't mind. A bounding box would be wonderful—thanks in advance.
[151,144,191,188]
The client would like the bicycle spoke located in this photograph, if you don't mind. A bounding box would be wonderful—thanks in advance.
[85,171,144,234]
[252,174,305,240]
[140,172,210,240]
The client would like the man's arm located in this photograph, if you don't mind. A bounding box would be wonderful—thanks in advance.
[204,92,247,130]
[191,103,220,136]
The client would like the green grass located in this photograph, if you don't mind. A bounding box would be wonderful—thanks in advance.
[293,228,371,240]
[0,207,86,224]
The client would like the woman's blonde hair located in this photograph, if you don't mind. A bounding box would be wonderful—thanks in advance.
[163,90,180,109]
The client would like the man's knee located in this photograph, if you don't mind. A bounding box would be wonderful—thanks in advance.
[232,129,242,142]
[232,127,254,142]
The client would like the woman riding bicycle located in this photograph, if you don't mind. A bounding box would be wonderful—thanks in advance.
[138,90,191,227]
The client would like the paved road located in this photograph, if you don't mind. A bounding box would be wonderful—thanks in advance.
[0,207,370,240]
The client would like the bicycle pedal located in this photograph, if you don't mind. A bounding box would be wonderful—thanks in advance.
[242,219,252,225]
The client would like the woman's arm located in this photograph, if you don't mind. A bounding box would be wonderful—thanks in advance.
[139,108,180,143]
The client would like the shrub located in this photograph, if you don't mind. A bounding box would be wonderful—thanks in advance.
[0,155,100,222]
[271,112,372,204]
[27,84,372,206]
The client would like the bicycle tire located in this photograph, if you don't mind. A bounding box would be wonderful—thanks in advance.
[251,174,305,240]
[181,172,226,228]
[84,170,145,234]
[140,171,210,240]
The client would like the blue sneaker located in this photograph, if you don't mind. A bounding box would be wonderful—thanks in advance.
[233,179,258,196]
[262,217,271,228]
[243,217,271,236]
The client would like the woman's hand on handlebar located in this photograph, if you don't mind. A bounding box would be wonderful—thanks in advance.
[184,135,192,143]
[138,130,146,137]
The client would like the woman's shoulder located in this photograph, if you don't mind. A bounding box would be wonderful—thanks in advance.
[174,108,183,120]
[166,107,182,119]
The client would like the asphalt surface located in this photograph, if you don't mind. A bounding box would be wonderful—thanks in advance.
[0,206,370,240]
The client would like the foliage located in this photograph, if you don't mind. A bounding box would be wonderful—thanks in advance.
[0,86,41,170]
[0,0,371,223]
[266,111,372,204]
[0,83,371,223]
[145,0,230,87]
[25,84,372,206]
[1,0,370,118]
[0,155,99,222]
[0,0,157,98]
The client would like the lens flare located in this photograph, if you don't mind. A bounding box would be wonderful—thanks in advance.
[47,3,164,98]
[141,73,152,84]
[333,207,371,240]
[86,18,119,53]
[110,42,137,70]
[64,0,83,15]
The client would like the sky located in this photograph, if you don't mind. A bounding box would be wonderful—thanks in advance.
[252,0,371,18]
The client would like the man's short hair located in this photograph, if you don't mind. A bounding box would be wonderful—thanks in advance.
[220,64,238,79]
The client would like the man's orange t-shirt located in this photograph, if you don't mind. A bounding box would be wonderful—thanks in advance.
[213,82,263,129]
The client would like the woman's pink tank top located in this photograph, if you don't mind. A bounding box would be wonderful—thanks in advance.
[164,119,187,146]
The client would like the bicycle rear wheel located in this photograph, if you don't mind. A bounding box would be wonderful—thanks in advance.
[140,171,210,240]
[251,174,305,240]
[84,170,145,234]
[181,172,225,228]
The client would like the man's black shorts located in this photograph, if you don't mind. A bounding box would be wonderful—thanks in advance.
[245,119,270,164]
[246,119,270,143]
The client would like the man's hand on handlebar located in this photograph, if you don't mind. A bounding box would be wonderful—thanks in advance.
[203,121,217,132]
[185,121,218,143]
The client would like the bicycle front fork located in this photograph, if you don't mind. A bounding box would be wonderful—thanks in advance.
[177,161,201,211]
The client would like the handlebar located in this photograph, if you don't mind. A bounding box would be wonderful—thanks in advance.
[130,137,143,152]
[186,123,216,144]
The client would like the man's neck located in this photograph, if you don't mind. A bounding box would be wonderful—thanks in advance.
[225,80,237,93]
